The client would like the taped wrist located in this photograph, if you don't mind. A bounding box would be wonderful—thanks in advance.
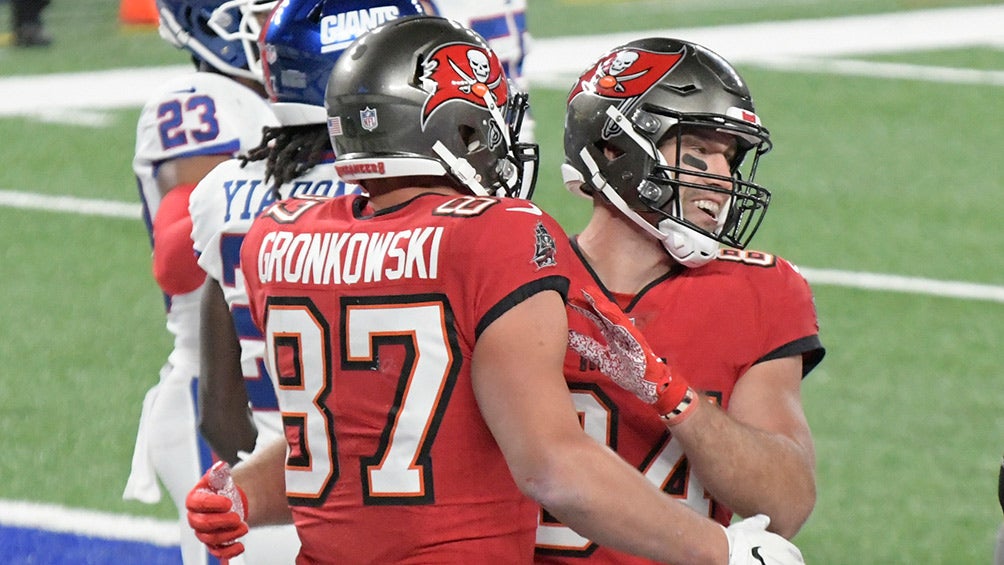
[657,386,699,426]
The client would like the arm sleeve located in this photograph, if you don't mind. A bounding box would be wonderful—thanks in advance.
[152,183,206,295]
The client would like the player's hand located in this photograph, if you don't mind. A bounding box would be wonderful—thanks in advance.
[566,288,697,424]
[185,461,249,560]
[723,514,805,565]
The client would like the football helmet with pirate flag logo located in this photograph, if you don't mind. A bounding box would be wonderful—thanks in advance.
[260,0,426,125]
[324,15,538,199]
[563,37,773,268]
[157,0,278,81]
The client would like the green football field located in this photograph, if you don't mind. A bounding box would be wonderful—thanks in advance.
[2,0,1003,563]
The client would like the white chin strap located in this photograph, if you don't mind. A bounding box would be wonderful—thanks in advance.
[430,86,517,198]
[657,217,719,268]
[433,141,490,196]
[660,174,726,268]
[572,104,720,269]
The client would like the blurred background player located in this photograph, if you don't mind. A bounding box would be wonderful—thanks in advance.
[426,1,528,88]
[123,1,278,563]
[536,38,824,562]
[186,15,805,565]
[187,0,425,557]
[10,0,51,47]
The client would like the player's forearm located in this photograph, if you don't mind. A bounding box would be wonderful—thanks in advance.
[198,278,258,465]
[197,393,256,466]
[672,402,815,538]
[529,436,726,565]
[197,351,257,465]
[232,437,293,527]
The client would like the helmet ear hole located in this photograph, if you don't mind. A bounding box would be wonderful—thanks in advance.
[459,125,482,152]
[598,141,625,162]
[195,11,215,36]
[638,180,673,209]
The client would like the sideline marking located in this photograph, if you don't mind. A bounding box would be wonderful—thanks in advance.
[747,57,1004,86]
[799,268,1004,304]
[0,499,179,547]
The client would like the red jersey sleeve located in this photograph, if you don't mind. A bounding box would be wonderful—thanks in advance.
[743,255,825,376]
[437,197,573,347]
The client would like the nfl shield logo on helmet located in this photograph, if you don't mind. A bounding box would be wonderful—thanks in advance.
[360,107,379,132]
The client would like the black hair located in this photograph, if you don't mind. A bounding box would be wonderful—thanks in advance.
[241,124,332,198]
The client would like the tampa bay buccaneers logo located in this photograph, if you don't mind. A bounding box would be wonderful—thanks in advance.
[531,221,557,270]
[567,47,685,102]
[420,43,508,126]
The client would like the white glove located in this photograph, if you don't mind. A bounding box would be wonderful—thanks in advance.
[723,514,805,565]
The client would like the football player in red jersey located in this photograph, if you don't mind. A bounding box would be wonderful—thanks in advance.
[188,1,426,560]
[184,17,804,565]
[536,38,825,563]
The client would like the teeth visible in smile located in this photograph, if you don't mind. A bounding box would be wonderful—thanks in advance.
[694,199,721,218]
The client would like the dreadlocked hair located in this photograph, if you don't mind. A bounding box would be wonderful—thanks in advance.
[241,124,332,197]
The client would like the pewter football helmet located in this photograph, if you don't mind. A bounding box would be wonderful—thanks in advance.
[325,16,538,198]
[564,38,772,267]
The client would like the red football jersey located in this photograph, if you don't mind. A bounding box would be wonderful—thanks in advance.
[535,242,824,564]
[241,193,571,563]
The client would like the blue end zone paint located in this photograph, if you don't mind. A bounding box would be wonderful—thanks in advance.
[1,525,182,565]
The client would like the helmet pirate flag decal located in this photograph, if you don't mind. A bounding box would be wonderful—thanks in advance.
[420,43,508,126]
[532,221,558,269]
[568,47,685,102]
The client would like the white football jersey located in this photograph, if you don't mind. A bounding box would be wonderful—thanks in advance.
[190,156,360,414]
[126,71,278,565]
[132,71,278,358]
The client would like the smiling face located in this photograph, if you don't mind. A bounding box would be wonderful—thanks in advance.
[657,127,738,234]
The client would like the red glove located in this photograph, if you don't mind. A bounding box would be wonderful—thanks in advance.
[186,461,249,560]
[567,288,698,424]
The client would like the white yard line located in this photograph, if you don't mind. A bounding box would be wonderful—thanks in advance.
[0,499,180,546]
[746,56,1004,87]
[0,189,142,219]
[523,5,1004,87]
[797,268,1004,304]
[0,65,192,117]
